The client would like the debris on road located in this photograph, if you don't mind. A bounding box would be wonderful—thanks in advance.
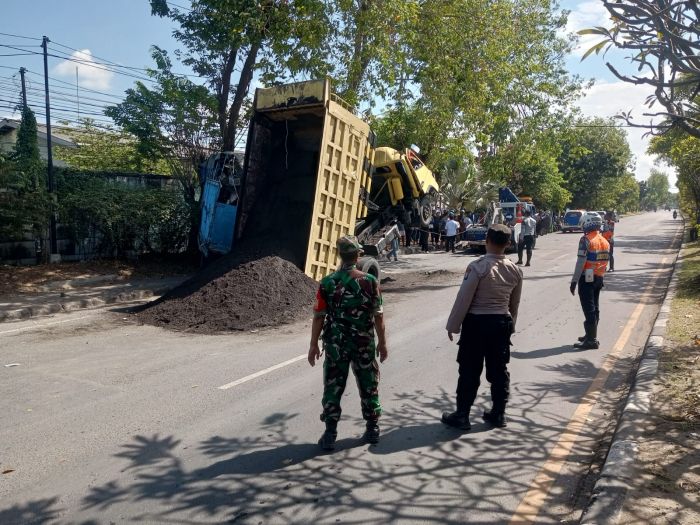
[138,255,317,333]
[4,363,20,368]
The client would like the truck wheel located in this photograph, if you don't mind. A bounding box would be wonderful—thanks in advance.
[418,196,433,227]
[358,256,381,280]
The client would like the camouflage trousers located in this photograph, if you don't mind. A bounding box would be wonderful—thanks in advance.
[321,344,381,424]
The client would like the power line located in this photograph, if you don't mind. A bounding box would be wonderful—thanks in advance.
[0,31,41,41]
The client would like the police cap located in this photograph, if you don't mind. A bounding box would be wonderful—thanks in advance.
[486,224,512,245]
[337,235,363,255]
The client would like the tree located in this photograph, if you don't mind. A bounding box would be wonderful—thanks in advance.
[642,169,670,210]
[0,107,50,239]
[649,130,700,224]
[54,119,170,174]
[557,118,634,210]
[439,158,498,211]
[581,1,700,138]
[149,0,329,151]
[107,49,221,254]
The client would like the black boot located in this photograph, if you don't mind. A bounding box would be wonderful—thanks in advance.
[441,410,471,431]
[482,409,507,428]
[574,322,599,349]
[525,255,531,267]
[363,420,380,444]
[318,421,338,451]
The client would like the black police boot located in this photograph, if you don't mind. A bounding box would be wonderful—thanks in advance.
[574,322,599,350]
[363,420,380,444]
[482,409,507,428]
[318,421,338,451]
[525,255,531,267]
[441,410,471,431]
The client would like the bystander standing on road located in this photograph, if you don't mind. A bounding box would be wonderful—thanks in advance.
[461,212,473,240]
[308,236,388,450]
[444,213,461,253]
[602,212,615,272]
[442,224,523,430]
[516,210,537,266]
[431,213,441,248]
[398,221,406,247]
[569,215,610,350]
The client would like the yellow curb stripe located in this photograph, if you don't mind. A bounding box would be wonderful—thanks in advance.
[509,256,670,524]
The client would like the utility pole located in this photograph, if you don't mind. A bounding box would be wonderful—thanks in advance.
[19,67,27,110]
[42,35,59,262]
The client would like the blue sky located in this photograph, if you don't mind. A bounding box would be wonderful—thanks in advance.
[0,0,674,184]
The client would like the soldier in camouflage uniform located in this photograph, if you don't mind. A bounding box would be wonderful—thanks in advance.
[308,235,388,451]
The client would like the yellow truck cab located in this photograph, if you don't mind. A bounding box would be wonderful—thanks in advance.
[371,146,439,226]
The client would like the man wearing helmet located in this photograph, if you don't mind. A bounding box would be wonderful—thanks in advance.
[569,214,610,350]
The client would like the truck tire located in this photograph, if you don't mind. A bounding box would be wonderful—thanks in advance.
[418,195,433,227]
[358,256,381,280]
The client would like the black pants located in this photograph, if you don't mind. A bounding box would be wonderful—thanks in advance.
[456,314,513,413]
[518,235,534,261]
[608,239,615,270]
[445,235,456,252]
[578,275,604,325]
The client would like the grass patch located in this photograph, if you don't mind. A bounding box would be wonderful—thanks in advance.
[661,239,700,425]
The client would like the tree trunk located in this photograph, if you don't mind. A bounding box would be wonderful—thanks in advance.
[223,44,260,151]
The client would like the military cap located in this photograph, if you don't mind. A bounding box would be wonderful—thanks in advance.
[337,235,363,255]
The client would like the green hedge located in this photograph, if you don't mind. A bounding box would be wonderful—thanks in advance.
[56,170,192,257]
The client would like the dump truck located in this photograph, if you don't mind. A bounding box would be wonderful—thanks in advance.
[224,78,439,281]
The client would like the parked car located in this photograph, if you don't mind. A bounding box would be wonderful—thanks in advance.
[561,210,584,233]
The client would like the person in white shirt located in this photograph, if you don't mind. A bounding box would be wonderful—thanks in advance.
[517,210,537,266]
[444,213,461,253]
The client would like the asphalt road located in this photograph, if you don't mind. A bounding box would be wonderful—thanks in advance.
[0,212,682,525]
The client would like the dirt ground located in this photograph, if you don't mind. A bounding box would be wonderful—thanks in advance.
[619,240,700,524]
[0,257,195,296]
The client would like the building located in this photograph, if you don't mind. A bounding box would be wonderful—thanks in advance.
[0,118,76,165]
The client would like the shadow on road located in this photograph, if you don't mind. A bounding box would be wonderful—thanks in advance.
[0,382,633,524]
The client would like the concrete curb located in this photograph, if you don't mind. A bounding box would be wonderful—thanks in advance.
[0,284,176,323]
[580,223,685,524]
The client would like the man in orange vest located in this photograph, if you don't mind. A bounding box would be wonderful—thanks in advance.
[570,214,610,349]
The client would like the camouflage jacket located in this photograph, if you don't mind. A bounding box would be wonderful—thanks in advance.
[313,266,383,349]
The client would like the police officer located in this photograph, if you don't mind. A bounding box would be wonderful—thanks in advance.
[308,236,388,450]
[570,215,610,350]
[516,210,537,266]
[442,224,523,430]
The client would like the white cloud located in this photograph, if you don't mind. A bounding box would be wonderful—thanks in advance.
[53,49,114,91]
[564,0,611,58]
[577,79,677,186]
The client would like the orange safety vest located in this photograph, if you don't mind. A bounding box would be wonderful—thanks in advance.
[584,231,610,276]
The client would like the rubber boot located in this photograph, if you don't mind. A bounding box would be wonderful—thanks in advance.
[574,322,599,349]
[525,254,531,267]
[318,421,338,451]
[363,420,380,444]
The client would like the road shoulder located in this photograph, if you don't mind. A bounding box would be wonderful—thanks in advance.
[581,234,699,524]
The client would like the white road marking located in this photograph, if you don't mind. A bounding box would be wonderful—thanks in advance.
[218,354,307,390]
[0,314,95,336]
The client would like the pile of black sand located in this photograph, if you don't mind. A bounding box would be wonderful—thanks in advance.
[137,252,317,333]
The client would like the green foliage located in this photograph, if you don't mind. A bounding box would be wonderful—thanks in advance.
[0,108,50,239]
[54,119,170,174]
[557,118,633,210]
[56,170,191,256]
[439,158,498,211]
[649,131,700,225]
[149,0,329,150]
[641,170,671,210]
[12,106,41,175]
